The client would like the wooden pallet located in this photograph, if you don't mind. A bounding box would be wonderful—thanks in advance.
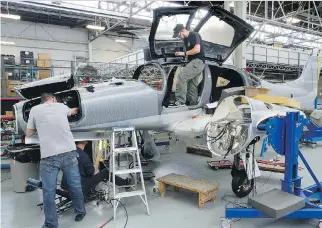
[242,87,300,109]
[157,173,220,209]
[258,163,285,173]
[241,94,300,109]
[186,145,215,158]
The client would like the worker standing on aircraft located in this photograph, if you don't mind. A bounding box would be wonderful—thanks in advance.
[169,24,205,107]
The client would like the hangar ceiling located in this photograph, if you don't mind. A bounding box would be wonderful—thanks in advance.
[1,1,322,51]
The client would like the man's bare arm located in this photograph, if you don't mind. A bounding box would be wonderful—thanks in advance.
[71,108,79,115]
[175,44,201,56]
[186,44,200,55]
[26,128,36,137]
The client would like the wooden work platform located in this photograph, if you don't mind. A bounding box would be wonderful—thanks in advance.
[187,144,215,158]
[157,173,220,209]
[241,95,300,109]
[243,87,300,109]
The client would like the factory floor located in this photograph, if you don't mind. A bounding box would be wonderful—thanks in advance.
[1,140,321,228]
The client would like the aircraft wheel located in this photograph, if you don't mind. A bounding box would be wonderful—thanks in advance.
[231,166,238,177]
[232,170,254,198]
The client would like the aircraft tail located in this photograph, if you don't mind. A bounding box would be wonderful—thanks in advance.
[288,55,320,96]
[259,55,320,110]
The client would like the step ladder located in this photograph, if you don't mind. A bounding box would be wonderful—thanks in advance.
[109,126,150,220]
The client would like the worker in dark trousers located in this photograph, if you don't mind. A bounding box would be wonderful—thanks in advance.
[169,24,205,107]
[61,141,129,196]
[26,93,86,228]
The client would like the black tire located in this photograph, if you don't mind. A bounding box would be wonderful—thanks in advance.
[231,165,238,177]
[231,170,254,198]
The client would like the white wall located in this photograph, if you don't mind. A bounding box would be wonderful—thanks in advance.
[1,19,89,61]
[91,36,146,62]
[1,19,147,64]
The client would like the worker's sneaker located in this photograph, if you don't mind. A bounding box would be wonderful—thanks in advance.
[75,212,86,222]
[167,100,186,108]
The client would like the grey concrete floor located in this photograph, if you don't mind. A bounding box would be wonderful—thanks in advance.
[1,140,322,228]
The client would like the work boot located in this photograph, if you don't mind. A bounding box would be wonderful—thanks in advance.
[167,100,186,108]
[168,91,176,104]
[75,212,86,222]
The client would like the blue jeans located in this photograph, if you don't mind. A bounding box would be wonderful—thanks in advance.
[40,151,85,228]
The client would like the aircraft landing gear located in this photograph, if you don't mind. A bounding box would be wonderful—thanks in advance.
[231,169,254,198]
[231,154,241,177]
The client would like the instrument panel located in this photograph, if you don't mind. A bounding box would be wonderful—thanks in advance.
[22,90,81,122]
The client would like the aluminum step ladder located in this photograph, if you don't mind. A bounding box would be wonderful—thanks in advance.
[109,126,150,220]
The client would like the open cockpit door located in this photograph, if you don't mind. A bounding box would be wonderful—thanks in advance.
[149,6,254,64]
[149,6,197,63]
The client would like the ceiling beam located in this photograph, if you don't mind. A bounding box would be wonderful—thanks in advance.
[90,1,154,42]
[248,15,322,36]
[7,1,129,20]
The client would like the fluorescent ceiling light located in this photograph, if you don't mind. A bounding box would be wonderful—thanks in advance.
[0,41,15,45]
[115,39,127,43]
[0,13,21,20]
[284,17,301,24]
[86,25,105,30]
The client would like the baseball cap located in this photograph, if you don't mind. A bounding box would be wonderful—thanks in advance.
[173,24,185,38]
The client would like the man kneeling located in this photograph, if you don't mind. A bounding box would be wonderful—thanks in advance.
[61,141,129,196]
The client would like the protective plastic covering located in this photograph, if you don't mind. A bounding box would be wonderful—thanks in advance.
[310,110,322,127]
[206,95,306,158]
[171,114,212,139]
[2,143,40,163]
[141,130,160,161]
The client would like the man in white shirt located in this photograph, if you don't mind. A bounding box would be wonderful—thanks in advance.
[26,93,86,228]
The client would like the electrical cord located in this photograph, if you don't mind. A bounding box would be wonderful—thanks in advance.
[221,192,249,222]
[98,196,128,228]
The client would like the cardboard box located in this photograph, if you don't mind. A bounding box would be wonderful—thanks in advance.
[5,111,13,116]
[6,81,27,97]
[38,53,50,59]
[37,60,51,68]
[37,70,51,79]
[44,59,51,67]
[37,60,45,67]
[7,84,17,96]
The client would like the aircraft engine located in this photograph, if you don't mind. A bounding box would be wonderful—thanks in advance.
[206,95,305,157]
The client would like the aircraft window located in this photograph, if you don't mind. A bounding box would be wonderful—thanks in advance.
[199,16,234,47]
[155,14,190,40]
[216,77,230,87]
[190,9,208,30]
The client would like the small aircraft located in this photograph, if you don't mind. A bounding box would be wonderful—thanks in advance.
[12,5,320,197]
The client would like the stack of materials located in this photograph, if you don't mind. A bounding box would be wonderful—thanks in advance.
[36,53,51,79]
[20,51,34,66]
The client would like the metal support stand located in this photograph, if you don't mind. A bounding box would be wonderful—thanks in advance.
[223,112,322,226]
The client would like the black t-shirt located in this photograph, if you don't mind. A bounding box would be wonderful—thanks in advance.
[184,31,205,62]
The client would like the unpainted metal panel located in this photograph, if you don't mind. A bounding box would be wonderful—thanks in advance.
[278,58,288,64]
[254,46,266,55]
[279,51,288,58]
[267,48,278,57]
[267,56,278,63]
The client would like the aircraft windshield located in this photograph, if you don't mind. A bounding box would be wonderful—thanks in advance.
[155,14,190,40]
[191,9,235,47]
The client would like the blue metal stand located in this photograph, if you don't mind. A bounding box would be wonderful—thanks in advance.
[225,112,322,222]
[301,118,322,144]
